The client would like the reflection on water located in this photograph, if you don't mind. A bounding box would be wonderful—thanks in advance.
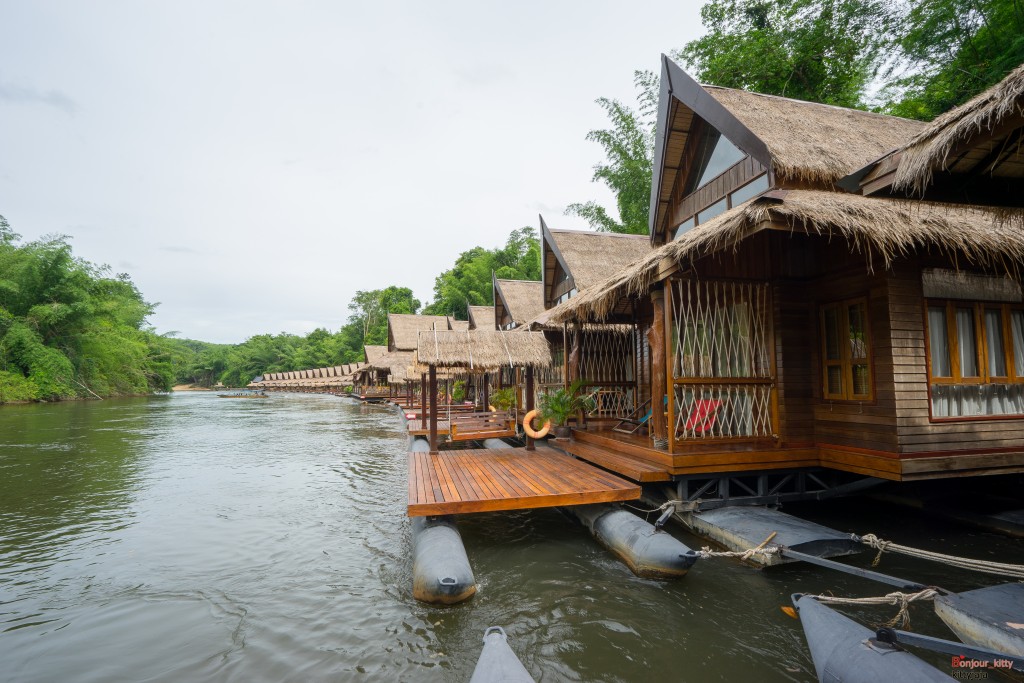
[1,393,1023,682]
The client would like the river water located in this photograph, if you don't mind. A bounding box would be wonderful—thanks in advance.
[2,393,1023,682]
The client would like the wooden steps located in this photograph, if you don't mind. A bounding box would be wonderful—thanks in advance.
[555,440,670,482]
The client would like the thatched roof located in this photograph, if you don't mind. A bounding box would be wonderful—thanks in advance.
[892,64,1024,194]
[362,349,416,382]
[493,279,544,327]
[467,305,496,330]
[550,189,1024,323]
[387,314,451,351]
[364,345,387,363]
[650,57,924,240]
[449,319,470,331]
[416,329,552,370]
[544,226,651,296]
[705,87,925,186]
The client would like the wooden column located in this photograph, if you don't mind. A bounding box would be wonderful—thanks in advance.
[525,366,535,451]
[649,289,668,446]
[567,323,580,385]
[429,365,438,454]
[482,373,489,410]
[420,372,427,430]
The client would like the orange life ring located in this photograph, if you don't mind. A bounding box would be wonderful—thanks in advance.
[522,409,551,439]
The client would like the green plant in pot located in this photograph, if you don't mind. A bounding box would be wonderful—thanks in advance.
[538,379,595,438]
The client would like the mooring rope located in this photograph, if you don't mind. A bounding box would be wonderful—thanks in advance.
[856,533,1024,579]
[809,588,941,629]
[697,532,780,561]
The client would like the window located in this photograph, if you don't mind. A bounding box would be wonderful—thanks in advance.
[686,129,745,193]
[820,299,872,400]
[926,301,1024,417]
[729,175,770,206]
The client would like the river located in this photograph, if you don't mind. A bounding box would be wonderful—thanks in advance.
[1,393,1022,682]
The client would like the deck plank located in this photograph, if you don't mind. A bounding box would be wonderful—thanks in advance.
[407,447,640,516]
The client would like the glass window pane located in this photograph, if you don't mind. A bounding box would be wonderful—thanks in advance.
[847,302,867,360]
[693,131,745,190]
[928,306,951,377]
[730,175,770,206]
[851,364,870,396]
[673,217,696,240]
[826,366,843,395]
[957,307,978,377]
[697,198,728,225]
[985,309,1007,377]
[823,308,841,360]
[1012,310,1024,375]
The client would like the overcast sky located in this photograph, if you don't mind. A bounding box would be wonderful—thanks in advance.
[1,1,704,344]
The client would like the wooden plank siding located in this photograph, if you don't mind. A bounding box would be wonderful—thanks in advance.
[888,260,1024,453]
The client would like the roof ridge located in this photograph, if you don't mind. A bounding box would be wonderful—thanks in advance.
[701,84,925,125]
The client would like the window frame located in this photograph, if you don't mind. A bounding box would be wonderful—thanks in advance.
[924,300,1024,385]
[819,297,874,402]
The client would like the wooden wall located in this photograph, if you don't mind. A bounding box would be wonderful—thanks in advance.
[889,259,1024,453]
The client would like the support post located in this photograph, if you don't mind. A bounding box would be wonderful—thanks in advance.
[429,365,438,454]
[482,373,489,411]
[525,365,535,451]
[649,289,668,448]
[421,372,427,430]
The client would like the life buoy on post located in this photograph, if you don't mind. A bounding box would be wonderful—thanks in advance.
[522,409,551,439]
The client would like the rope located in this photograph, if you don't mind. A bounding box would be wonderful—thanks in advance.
[857,533,1024,579]
[809,588,941,629]
[497,328,514,369]
[697,532,781,562]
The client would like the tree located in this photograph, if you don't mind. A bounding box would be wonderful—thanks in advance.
[566,71,659,235]
[677,0,892,109]
[0,222,170,401]
[883,0,1024,119]
[347,286,420,347]
[424,227,540,318]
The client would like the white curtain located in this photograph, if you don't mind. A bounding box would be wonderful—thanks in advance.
[956,308,978,376]
[928,307,951,377]
[931,383,1024,417]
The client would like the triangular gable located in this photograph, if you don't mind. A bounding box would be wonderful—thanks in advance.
[649,56,771,244]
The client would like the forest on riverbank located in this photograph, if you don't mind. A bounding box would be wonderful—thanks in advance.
[3,0,1021,401]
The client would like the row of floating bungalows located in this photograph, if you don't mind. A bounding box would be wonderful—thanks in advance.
[258,57,1024,489]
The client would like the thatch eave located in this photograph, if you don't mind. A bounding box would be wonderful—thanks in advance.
[415,329,552,370]
[552,189,1024,324]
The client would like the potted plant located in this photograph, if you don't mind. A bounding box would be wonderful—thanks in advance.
[538,379,596,438]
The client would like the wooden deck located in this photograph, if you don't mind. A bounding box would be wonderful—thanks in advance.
[407,447,640,516]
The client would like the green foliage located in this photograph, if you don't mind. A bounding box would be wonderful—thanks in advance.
[424,227,541,318]
[883,0,1024,119]
[0,370,36,402]
[677,0,890,109]
[566,71,658,235]
[451,380,466,403]
[0,219,170,404]
[348,286,420,347]
[538,379,596,426]
[489,388,515,411]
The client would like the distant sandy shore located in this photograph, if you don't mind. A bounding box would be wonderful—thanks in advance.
[172,385,212,392]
